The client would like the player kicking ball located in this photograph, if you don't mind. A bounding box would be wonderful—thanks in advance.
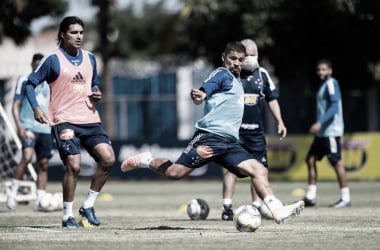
[121,41,304,225]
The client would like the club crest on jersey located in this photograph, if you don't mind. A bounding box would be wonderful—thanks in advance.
[244,94,259,106]
[71,72,86,93]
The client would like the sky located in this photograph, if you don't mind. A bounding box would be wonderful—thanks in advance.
[31,0,181,34]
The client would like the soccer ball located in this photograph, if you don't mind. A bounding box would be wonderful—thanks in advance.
[38,192,63,212]
[187,198,210,220]
[233,205,261,232]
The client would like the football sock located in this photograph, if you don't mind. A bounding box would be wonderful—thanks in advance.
[9,178,20,198]
[140,157,153,168]
[82,189,99,209]
[341,187,350,202]
[63,201,74,221]
[222,198,232,206]
[306,185,317,200]
[263,195,283,213]
[36,189,46,201]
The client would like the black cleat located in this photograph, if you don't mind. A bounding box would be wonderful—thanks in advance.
[221,204,234,221]
[303,197,316,207]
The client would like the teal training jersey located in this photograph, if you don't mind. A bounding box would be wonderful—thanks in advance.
[14,77,51,134]
[316,77,344,137]
[195,67,244,141]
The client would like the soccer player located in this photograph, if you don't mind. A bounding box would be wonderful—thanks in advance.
[7,53,53,212]
[25,16,115,228]
[303,59,351,208]
[121,41,304,224]
[221,39,287,221]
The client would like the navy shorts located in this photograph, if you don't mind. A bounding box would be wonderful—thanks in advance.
[176,130,254,178]
[52,122,112,163]
[307,136,342,165]
[21,130,53,159]
[239,133,268,168]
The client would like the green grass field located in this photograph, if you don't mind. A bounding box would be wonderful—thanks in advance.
[0,180,379,250]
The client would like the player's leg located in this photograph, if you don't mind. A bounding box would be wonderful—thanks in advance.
[329,160,351,207]
[62,154,81,227]
[122,152,193,179]
[34,157,48,211]
[121,131,210,179]
[221,170,236,220]
[52,124,81,228]
[303,137,320,207]
[34,133,53,211]
[303,154,318,206]
[79,127,115,226]
[7,140,35,211]
[328,137,351,208]
[237,159,304,224]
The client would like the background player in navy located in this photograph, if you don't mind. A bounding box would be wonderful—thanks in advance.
[303,59,351,208]
[221,39,287,220]
[25,16,115,228]
[7,53,53,212]
[121,41,304,225]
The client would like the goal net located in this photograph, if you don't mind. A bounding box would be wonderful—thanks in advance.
[0,102,37,203]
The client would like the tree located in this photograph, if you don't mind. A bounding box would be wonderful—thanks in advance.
[0,0,68,45]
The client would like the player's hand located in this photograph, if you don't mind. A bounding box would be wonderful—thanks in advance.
[88,86,102,102]
[309,122,321,134]
[190,89,205,105]
[33,107,49,124]
[277,123,287,140]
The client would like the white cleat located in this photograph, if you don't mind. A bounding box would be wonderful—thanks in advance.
[273,200,304,224]
[121,152,152,172]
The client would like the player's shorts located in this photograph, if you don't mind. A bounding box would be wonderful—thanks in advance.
[52,122,112,163]
[21,130,53,159]
[176,130,254,178]
[306,136,342,165]
[239,133,268,168]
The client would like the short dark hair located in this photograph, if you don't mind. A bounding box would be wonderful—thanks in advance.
[317,59,332,69]
[224,41,246,56]
[32,53,44,62]
[57,16,84,46]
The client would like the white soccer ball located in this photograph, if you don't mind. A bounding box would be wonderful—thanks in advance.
[187,198,210,220]
[38,192,62,212]
[233,205,262,232]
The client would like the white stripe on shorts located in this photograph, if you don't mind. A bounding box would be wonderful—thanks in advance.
[329,136,337,153]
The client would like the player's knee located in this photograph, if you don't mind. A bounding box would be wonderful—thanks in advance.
[66,165,81,175]
[101,155,115,168]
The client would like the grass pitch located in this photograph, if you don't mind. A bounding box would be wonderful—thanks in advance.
[0,180,379,250]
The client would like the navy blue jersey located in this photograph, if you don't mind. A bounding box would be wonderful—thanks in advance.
[239,67,279,136]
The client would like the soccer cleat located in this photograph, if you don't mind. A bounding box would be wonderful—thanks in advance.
[221,204,234,221]
[62,217,80,228]
[328,199,351,208]
[273,200,305,224]
[303,197,316,207]
[121,152,152,172]
[6,197,16,212]
[79,207,100,226]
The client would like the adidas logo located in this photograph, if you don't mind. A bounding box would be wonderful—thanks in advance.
[72,72,85,83]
